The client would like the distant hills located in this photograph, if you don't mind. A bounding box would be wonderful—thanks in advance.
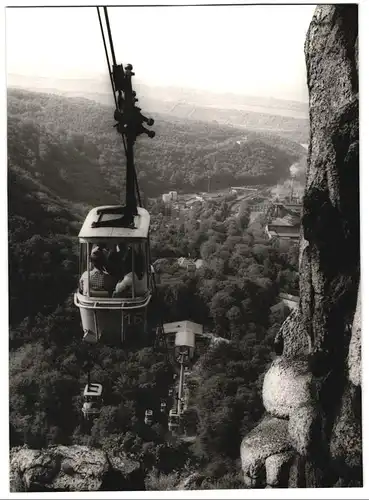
[7,87,306,205]
[7,73,309,144]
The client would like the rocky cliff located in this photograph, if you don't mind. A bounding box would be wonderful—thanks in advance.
[10,445,145,492]
[241,4,360,488]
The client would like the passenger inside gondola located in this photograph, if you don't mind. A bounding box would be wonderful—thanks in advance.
[113,246,148,298]
[107,244,130,278]
[79,245,116,296]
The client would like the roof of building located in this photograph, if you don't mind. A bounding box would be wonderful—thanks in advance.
[269,215,300,227]
[270,302,286,312]
[283,203,302,210]
[270,294,299,312]
[178,257,196,268]
[267,232,300,240]
[163,321,203,335]
[266,226,300,240]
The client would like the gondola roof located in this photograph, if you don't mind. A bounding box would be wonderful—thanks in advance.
[78,205,150,242]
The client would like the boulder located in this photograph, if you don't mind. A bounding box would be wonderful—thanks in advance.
[10,445,143,492]
[288,405,321,457]
[265,451,295,487]
[262,358,317,418]
[240,416,292,487]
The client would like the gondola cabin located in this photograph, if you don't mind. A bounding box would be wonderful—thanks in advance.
[163,321,200,363]
[82,383,103,420]
[144,409,153,425]
[74,205,152,345]
[174,329,195,365]
[168,409,180,433]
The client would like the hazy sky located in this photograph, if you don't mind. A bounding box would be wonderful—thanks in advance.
[6,4,316,101]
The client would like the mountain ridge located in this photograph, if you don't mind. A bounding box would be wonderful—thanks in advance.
[7,73,309,137]
[8,87,306,201]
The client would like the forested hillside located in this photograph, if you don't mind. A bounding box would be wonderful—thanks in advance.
[8,88,305,199]
[8,88,301,490]
[8,164,79,329]
[8,74,309,144]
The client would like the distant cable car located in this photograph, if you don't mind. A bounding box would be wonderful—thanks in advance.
[174,329,195,364]
[74,205,152,345]
[163,321,199,365]
[144,409,153,425]
[168,409,180,432]
[82,383,103,420]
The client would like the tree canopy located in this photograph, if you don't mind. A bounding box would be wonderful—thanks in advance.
[8,88,300,489]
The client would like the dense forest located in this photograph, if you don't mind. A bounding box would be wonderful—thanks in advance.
[8,88,306,200]
[8,74,309,144]
[8,89,300,489]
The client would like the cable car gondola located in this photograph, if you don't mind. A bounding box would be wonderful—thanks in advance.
[82,383,103,420]
[74,205,152,345]
[144,409,153,425]
[168,409,180,433]
[74,6,155,347]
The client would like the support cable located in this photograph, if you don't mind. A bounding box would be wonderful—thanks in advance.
[96,7,117,109]
[96,6,128,157]
[96,6,171,363]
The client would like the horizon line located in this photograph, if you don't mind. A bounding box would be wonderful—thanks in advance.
[6,73,309,105]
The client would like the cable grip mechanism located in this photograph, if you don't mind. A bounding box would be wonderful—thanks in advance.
[112,63,155,142]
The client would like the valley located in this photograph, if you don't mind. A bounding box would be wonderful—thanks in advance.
[8,85,302,490]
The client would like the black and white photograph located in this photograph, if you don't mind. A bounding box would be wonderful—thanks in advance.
[4,0,364,495]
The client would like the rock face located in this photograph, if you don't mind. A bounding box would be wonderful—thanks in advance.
[10,445,145,492]
[265,451,295,488]
[348,284,361,386]
[241,5,360,488]
[262,358,316,418]
[273,308,310,358]
[330,382,362,479]
[301,4,359,371]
